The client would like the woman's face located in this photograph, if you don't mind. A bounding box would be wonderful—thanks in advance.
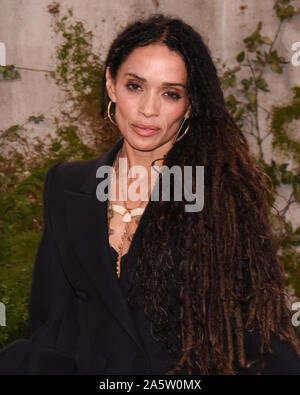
[106,43,190,152]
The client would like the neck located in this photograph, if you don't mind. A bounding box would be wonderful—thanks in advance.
[112,138,171,205]
[118,138,172,171]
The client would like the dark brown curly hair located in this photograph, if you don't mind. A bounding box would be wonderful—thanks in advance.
[100,13,300,374]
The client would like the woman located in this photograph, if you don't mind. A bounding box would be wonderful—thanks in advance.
[0,13,300,375]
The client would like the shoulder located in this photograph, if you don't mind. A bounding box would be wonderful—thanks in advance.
[44,137,124,194]
[59,156,106,188]
[41,154,111,231]
[45,154,110,194]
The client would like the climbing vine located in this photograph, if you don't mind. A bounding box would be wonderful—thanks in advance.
[0,0,299,347]
[219,0,300,299]
[0,2,117,347]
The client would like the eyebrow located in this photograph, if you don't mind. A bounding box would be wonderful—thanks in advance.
[125,73,186,88]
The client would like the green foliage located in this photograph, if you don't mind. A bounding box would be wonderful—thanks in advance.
[0,125,26,142]
[271,87,300,165]
[274,0,300,20]
[0,125,104,346]
[48,2,105,127]
[1,1,300,348]
[0,65,21,80]
[0,4,118,348]
[218,0,300,306]
[0,172,45,346]
[47,1,60,15]
[26,115,45,124]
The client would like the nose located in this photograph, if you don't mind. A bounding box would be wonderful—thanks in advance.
[138,91,159,117]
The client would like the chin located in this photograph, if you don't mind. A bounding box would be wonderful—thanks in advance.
[124,133,161,151]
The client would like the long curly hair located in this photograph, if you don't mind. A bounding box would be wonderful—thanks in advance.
[100,14,300,374]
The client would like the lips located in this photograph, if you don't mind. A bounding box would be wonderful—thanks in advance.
[132,123,160,130]
[131,123,161,136]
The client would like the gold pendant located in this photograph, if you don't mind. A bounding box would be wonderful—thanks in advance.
[115,222,130,278]
[116,255,121,278]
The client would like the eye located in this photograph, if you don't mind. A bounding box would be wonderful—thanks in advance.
[126,83,142,91]
[164,91,182,101]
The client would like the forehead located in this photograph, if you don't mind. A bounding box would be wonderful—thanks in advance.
[116,43,187,83]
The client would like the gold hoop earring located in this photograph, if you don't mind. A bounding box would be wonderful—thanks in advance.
[107,100,118,126]
[173,117,190,144]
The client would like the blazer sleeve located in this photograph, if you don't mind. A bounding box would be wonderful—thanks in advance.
[0,162,79,375]
[234,329,300,375]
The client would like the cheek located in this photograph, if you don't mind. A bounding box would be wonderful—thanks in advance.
[115,90,137,122]
[162,102,188,128]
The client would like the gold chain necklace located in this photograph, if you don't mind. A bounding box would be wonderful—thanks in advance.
[108,150,149,278]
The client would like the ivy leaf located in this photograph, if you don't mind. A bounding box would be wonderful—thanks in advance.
[236,51,245,63]
[266,50,288,73]
[256,77,270,91]
[26,115,45,124]
[293,182,300,203]
[285,221,293,234]
[261,36,273,45]
[266,159,281,188]
[292,86,300,100]
[255,63,265,73]
[281,170,293,184]
[225,94,239,111]
[256,53,266,66]
[243,21,262,52]
[279,163,289,171]
[233,107,244,121]
[222,74,237,89]
[246,91,256,111]
[270,63,283,73]
[241,78,253,91]
[274,4,295,20]
[221,66,240,89]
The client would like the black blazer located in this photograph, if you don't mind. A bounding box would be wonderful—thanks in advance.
[0,136,300,375]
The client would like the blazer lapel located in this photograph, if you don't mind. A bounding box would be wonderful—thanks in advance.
[63,137,147,353]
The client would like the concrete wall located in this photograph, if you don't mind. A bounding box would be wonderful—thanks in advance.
[0,0,299,222]
[0,0,299,128]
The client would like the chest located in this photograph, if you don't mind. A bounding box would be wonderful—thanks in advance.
[107,202,144,256]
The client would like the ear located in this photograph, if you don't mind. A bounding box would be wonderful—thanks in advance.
[105,67,117,102]
[185,105,191,119]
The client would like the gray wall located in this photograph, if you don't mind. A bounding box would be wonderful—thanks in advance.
[0,0,299,223]
[1,0,299,129]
